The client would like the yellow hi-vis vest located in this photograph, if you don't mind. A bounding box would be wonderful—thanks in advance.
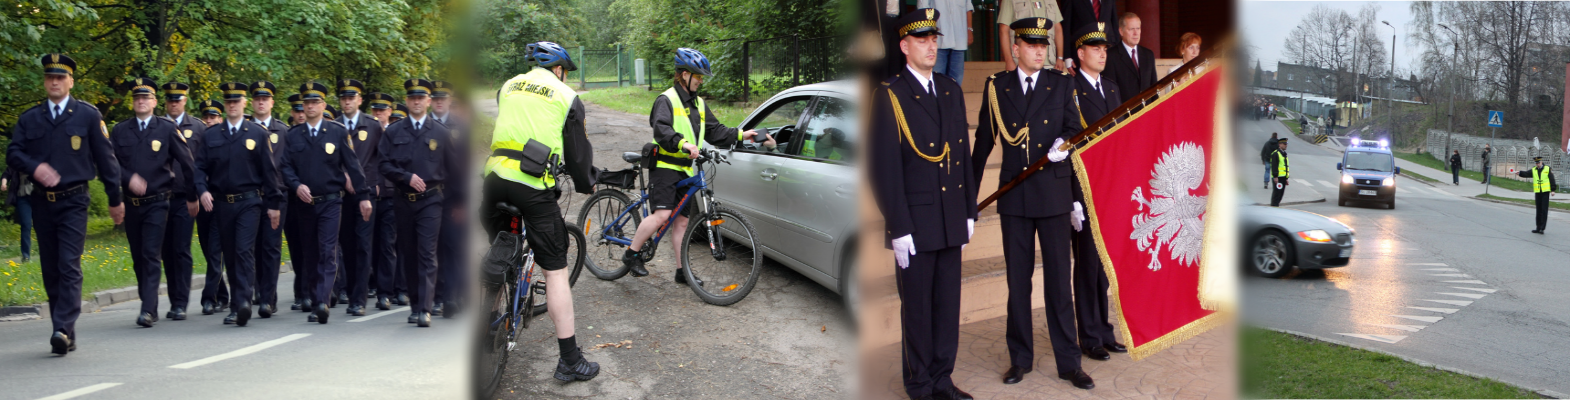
[1533,166,1552,193]
[652,87,706,176]
[1274,150,1290,178]
[486,68,574,190]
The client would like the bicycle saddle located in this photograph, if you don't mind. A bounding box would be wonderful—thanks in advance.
[622,151,642,164]
[494,202,523,217]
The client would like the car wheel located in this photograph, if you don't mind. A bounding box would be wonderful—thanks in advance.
[1388,199,1396,209]
[1252,230,1294,278]
[1338,196,1347,207]
[840,243,859,327]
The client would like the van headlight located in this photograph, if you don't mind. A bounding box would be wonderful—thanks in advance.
[1342,174,1354,184]
[1382,177,1394,187]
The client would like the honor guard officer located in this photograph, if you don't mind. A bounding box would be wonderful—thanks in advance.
[430,79,465,316]
[197,97,230,315]
[161,81,205,321]
[1269,138,1289,207]
[1068,22,1128,371]
[970,18,1093,389]
[112,78,197,328]
[378,78,465,327]
[366,91,402,308]
[199,100,224,127]
[870,10,979,400]
[9,53,125,355]
[282,81,372,324]
[288,94,306,126]
[1517,156,1558,234]
[248,81,289,318]
[334,79,384,315]
[196,82,284,327]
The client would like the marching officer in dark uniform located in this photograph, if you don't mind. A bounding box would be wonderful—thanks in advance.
[390,102,412,307]
[161,81,205,321]
[196,82,284,327]
[1269,138,1289,207]
[391,103,408,124]
[9,53,125,355]
[199,100,224,127]
[870,10,978,400]
[378,78,465,327]
[196,98,230,315]
[288,93,306,126]
[286,90,309,311]
[247,81,289,318]
[366,92,403,309]
[1068,22,1128,370]
[970,18,1095,390]
[111,78,197,328]
[430,80,466,317]
[281,81,372,324]
[334,79,384,315]
[1518,156,1558,234]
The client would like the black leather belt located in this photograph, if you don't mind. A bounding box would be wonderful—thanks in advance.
[404,185,442,202]
[128,190,171,206]
[224,189,262,203]
[312,191,343,202]
[43,184,87,202]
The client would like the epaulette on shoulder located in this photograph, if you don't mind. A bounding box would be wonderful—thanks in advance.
[1057,69,1071,76]
[882,74,900,86]
[159,116,175,123]
[324,119,346,128]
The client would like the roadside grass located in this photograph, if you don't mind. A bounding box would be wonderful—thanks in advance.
[1478,193,1570,211]
[1241,327,1540,399]
[1398,168,1441,184]
[1393,151,1547,193]
[577,86,752,127]
[1280,118,1301,135]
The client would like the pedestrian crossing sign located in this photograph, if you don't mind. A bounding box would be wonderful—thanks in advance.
[1487,110,1504,127]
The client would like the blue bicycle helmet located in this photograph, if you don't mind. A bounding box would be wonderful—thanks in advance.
[674,47,711,76]
[525,41,577,72]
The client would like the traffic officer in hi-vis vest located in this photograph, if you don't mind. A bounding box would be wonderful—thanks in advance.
[483,41,600,381]
[970,17,1095,389]
[111,78,197,329]
[1068,22,1128,374]
[621,47,768,281]
[161,81,205,321]
[377,78,465,327]
[1517,156,1558,234]
[199,100,224,127]
[9,53,125,355]
[196,82,284,327]
[429,80,466,317]
[870,9,978,400]
[333,79,384,314]
[1269,138,1289,207]
[365,91,403,309]
[246,81,289,318]
[282,81,372,323]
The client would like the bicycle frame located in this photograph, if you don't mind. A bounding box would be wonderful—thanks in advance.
[597,169,710,250]
[491,217,535,342]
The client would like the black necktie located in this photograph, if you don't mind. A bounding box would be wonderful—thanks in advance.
[1024,77,1033,97]
[415,121,421,131]
[311,128,318,137]
[1095,81,1102,97]
[347,118,354,131]
[230,127,237,136]
[926,80,934,96]
[139,121,146,131]
[53,105,61,120]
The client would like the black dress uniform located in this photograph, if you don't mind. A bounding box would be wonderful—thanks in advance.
[333,79,385,313]
[196,99,229,315]
[112,78,197,328]
[430,82,466,316]
[1517,157,1558,234]
[378,79,466,326]
[8,53,123,354]
[247,81,289,317]
[162,81,205,321]
[282,82,370,324]
[367,92,403,309]
[195,82,285,327]
[970,18,1087,384]
[869,10,979,400]
[1068,26,1126,366]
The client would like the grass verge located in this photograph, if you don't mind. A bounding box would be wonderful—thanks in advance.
[577,86,751,127]
[1392,152,1553,194]
[1399,169,1440,184]
[1477,193,1570,211]
[1241,327,1541,399]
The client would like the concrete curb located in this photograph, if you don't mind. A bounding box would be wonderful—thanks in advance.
[1470,196,1570,215]
[12,262,294,321]
[1250,198,1326,207]
[1261,327,1566,399]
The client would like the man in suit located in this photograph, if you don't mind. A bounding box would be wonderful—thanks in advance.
[248,81,289,319]
[1105,12,1156,103]
[1060,0,1118,70]
[870,9,978,400]
[1069,23,1130,369]
[971,18,1094,390]
[110,78,197,329]
[161,81,205,321]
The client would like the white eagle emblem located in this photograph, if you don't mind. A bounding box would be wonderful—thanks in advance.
[1129,141,1207,271]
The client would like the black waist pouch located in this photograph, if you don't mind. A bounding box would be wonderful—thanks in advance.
[515,138,553,177]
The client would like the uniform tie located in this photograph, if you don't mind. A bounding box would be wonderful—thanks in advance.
[1024,76,1033,97]
[230,127,237,136]
[347,118,354,131]
[53,105,62,119]
[139,120,146,131]
[926,80,934,96]
[311,128,319,137]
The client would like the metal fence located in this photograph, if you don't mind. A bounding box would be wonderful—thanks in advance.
[564,35,850,103]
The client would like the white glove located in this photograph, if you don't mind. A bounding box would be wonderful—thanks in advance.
[963,218,974,250]
[1047,137,1070,162]
[892,234,916,269]
[1072,201,1085,232]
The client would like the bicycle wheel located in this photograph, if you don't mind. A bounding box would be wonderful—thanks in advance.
[679,206,762,306]
[473,283,513,399]
[555,173,576,213]
[576,189,639,280]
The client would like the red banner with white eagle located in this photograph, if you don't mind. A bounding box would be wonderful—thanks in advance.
[1071,63,1223,360]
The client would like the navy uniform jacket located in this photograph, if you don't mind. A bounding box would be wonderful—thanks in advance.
[196,120,285,210]
[869,70,977,252]
[109,116,196,201]
[251,117,289,188]
[281,120,369,201]
[972,69,1083,218]
[378,116,466,207]
[431,114,471,198]
[167,113,205,199]
[6,97,122,206]
[338,111,384,194]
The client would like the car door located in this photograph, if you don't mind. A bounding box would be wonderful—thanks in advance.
[770,94,857,277]
[715,93,817,242]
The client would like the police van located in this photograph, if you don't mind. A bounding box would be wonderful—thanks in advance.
[1336,138,1401,209]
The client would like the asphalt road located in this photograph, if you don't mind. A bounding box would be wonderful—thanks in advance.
[1237,117,1570,396]
[0,270,469,400]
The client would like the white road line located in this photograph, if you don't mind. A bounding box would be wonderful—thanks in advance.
[168,333,310,369]
[1442,280,1488,285]
[36,383,122,400]
[1391,314,1444,323]
[1430,273,1472,278]
[1409,263,1448,266]
[1316,180,1336,188]
[1297,180,1312,187]
[1336,333,1407,344]
[1439,292,1488,299]
[1367,323,1426,332]
[348,306,411,322]
[1450,286,1497,293]
[1422,299,1473,306]
[1422,268,1459,272]
[1406,306,1459,314]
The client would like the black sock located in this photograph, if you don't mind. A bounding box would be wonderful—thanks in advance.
[558,336,582,364]
[624,248,639,260]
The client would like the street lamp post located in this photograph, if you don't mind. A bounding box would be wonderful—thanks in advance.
[1383,20,1396,145]
[1439,24,1459,157]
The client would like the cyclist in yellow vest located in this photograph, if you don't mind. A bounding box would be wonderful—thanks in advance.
[1516,156,1557,234]
[481,41,599,381]
[1270,138,1289,207]
[623,48,772,280]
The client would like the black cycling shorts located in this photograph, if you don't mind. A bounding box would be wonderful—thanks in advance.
[647,167,696,217]
[481,174,569,271]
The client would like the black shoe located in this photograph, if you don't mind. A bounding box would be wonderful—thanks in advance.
[21,253,29,263]
[308,313,318,323]
[1003,366,1031,384]
[50,331,73,355]
[376,296,391,310]
[1104,342,1128,353]
[416,311,431,327]
[368,289,377,299]
[299,298,313,312]
[348,305,366,316]
[328,294,339,309]
[1082,345,1111,361]
[1532,229,1544,234]
[137,312,156,327]
[554,353,600,382]
[235,302,252,327]
[315,303,330,324]
[432,303,445,316]
[624,249,648,277]
[673,268,703,286]
[1058,369,1095,390]
[290,299,302,311]
[169,307,187,321]
[945,387,974,400]
[202,301,216,315]
[223,311,237,325]
[258,304,274,319]
[395,294,409,306]
[408,313,419,324]
[338,292,349,305]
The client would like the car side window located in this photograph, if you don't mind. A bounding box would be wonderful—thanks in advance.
[741,96,814,153]
[790,96,855,162]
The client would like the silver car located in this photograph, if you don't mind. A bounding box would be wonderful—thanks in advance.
[713,80,859,308]
[1240,200,1356,278]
